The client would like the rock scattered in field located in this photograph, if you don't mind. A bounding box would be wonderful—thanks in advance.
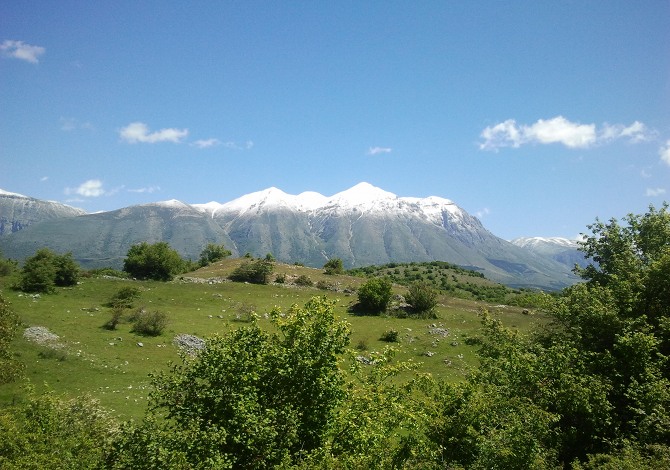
[23,326,60,345]
[427,325,449,337]
[173,334,206,355]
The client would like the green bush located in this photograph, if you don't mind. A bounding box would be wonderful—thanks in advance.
[107,286,141,309]
[131,309,168,336]
[380,329,399,343]
[356,277,393,314]
[16,248,80,293]
[123,242,186,281]
[198,243,231,267]
[229,259,274,284]
[323,258,344,275]
[104,307,125,331]
[405,282,438,317]
[295,274,313,286]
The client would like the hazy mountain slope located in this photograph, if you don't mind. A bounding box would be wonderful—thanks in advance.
[0,201,236,268]
[0,189,86,235]
[511,237,588,270]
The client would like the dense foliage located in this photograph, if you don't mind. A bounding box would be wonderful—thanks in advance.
[198,243,232,267]
[323,257,344,275]
[123,242,186,281]
[229,258,274,284]
[356,277,393,314]
[15,248,80,293]
[405,281,438,316]
[109,297,349,468]
[0,294,23,385]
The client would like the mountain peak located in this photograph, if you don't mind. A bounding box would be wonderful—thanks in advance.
[0,189,29,198]
[330,182,397,206]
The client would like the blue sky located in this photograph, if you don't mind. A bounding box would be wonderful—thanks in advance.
[2,1,669,240]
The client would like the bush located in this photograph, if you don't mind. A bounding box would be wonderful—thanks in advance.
[275,273,286,284]
[316,280,333,290]
[405,282,438,317]
[131,309,168,336]
[107,286,141,309]
[123,242,186,281]
[357,277,393,314]
[380,329,399,343]
[198,243,232,267]
[16,248,80,293]
[295,274,313,286]
[229,259,274,284]
[323,258,344,275]
[104,307,125,331]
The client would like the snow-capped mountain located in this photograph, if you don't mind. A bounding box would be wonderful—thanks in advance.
[511,237,588,270]
[0,183,580,289]
[0,189,86,235]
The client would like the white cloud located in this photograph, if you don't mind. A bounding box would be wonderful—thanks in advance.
[65,179,106,197]
[192,138,221,149]
[480,116,652,151]
[475,207,490,219]
[40,176,49,182]
[660,140,670,166]
[1,39,45,64]
[128,186,160,194]
[222,140,254,150]
[646,188,666,197]
[367,146,393,155]
[119,122,188,144]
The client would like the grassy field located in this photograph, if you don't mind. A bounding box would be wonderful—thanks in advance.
[0,260,547,420]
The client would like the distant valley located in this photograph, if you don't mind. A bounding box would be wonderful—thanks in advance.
[0,184,584,290]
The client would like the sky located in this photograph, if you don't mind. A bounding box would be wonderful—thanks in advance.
[1,1,669,241]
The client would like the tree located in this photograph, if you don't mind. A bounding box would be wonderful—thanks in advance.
[122,242,186,281]
[323,258,344,275]
[356,277,393,314]
[108,297,350,469]
[198,243,231,267]
[16,248,80,293]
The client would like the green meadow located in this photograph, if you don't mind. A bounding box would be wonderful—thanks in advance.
[0,258,543,419]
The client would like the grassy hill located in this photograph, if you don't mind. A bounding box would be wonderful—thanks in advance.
[0,259,547,420]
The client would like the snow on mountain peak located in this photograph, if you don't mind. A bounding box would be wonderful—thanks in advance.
[329,182,397,205]
[0,189,29,198]
[511,237,580,249]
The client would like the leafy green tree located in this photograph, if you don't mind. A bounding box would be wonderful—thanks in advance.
[356,277,393,314]
[198,243,231,267]
[109,297,349,469]
[122,242,186,281]
[16,248,79,293]
[229,258,274,284]
[0,251,17,277]
[323,258,344,275]
[405,281,438,316]
[0,294,24,385]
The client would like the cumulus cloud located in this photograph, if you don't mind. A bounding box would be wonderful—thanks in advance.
[660,140,670,166]
[119,122,188,144]
[192,138,221,149]
[1,39,45,63]
[479,116,653,151]
[65,179,106,197]
[646,188,666,197]
[475,207,490,219]
[367,146,392,155]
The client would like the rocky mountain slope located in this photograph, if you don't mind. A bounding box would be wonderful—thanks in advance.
[0,183,580,289]
[511,236,588,270]
[0,189,86,235]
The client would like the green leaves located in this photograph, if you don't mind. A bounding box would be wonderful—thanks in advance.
[123,242,186,281]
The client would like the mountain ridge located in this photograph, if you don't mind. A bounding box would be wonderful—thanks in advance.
[0,184,581,289]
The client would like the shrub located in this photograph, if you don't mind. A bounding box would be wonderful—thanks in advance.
[229,259,274,284]
[275,273,286,284]
[316,280,333,290]
[323,258,344,275]
[107,286,141,309]
[123,242,186,281]
[295,274,313,286]
[198,243,232,267]
[380,329,399,343]
[406,282,438,317]
[357,277,393,314]
[16,248,80,293]
[131,309,168,336]
[104,307,125,331]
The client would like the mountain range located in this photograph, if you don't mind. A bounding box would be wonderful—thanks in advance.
[0,183,584,290]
